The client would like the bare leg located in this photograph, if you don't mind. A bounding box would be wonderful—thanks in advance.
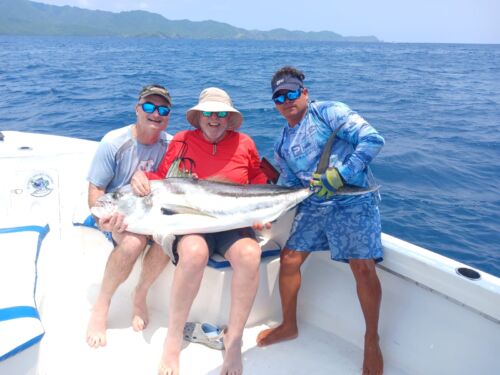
[132,243,170,331]
[349,259,383,375]
[220,238,261,375]
[256,248,310,347]
[159,235,208,375]
[86,232,147,348]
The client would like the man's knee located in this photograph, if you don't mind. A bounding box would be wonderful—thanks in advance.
[115,233,148,258]
[227,240,262,270]
[177,237,209,270]
[349,259,377,281]
[280,248,307,272]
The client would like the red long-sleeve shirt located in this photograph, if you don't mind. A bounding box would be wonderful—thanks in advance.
[146,129,267,185]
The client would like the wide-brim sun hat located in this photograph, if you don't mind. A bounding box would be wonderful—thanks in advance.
[186,87,243,130]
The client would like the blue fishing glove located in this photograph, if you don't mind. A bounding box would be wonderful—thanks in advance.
[310,168,344,198]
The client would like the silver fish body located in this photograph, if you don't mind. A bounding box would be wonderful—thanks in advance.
[91,177,379,236]
[91,178,312,235]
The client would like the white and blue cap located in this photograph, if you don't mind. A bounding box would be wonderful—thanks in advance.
[271,74,304,98]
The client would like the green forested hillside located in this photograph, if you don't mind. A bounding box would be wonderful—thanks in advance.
[0,0,379,42]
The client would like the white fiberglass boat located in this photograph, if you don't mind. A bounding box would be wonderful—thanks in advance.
[1,130,499,375]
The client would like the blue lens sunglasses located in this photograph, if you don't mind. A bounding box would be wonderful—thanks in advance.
[201,111,228,118]
[141,102,171,116]
[273,89,302,105]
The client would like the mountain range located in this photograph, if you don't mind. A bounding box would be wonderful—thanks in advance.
[0,0,379,42]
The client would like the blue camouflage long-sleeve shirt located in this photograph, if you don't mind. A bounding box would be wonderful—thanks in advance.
[274,100,384,205]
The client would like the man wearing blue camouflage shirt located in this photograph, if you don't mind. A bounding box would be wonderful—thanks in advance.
[257,66,384,375]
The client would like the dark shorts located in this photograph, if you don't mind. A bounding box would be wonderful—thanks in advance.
[172,227,257,265]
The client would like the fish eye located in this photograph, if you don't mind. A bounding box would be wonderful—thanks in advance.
[112,191,122,200]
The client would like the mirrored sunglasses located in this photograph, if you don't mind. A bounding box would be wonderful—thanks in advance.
[201,111,228,118]
[141,102,171,116]
[273,89,302,105]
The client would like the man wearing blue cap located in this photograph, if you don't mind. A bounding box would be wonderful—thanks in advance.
[257,66,385,375]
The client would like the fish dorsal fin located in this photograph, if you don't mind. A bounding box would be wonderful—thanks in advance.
[166,157,195,178]
[161,204,216,218]
[316,123,344,174]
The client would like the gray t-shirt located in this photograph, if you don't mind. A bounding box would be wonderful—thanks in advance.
[87,124,172,193]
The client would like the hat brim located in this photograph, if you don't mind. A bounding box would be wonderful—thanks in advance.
[272,82,302,98]
[141,93,171,105]
[186,101,243,130]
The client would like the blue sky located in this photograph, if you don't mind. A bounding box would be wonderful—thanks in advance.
[39,0,499,44]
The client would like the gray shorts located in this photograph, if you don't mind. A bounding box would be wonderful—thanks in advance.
[172,227,257,265]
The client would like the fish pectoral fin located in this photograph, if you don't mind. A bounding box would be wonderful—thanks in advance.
[160,204,216,218]
[166,158,195,178]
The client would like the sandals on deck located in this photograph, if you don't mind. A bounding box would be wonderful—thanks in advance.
[183,322,226,350]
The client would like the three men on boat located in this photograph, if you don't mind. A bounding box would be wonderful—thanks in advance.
[86,68,385,375]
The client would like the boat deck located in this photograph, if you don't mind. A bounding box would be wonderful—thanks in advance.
[39,312,408,375]
[2,225,408,375]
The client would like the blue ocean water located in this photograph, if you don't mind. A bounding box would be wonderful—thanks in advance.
[1,36,499,277]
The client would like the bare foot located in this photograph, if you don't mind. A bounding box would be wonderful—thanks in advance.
[220,338,242,375]
[362,335,383,375]
[132,290,149,331]
[86,305,108,348]
[158,344,180,375]
[256,324,298,347]
[158,362,179,375]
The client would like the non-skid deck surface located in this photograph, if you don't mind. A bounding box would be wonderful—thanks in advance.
[36,303,407,375]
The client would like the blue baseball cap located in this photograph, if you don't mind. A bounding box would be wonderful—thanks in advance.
[271,74,304,98]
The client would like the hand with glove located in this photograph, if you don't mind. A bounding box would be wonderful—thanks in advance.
[310,167,344,198]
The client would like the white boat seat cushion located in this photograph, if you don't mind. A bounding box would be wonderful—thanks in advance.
[0,225,49,361]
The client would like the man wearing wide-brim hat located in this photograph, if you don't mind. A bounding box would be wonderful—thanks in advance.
[131,87,267,375]
[186,87,243,131]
